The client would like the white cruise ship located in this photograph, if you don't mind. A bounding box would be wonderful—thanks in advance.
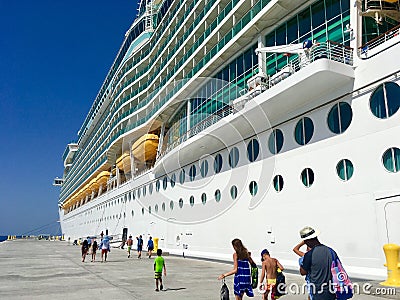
[57,0,400,280]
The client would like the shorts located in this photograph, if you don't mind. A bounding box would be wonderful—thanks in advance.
[102,249,108,255]
[127,246,131,252]
[137,246,143,252]
[267,279,276,291]
[148,247,154,251]
[154,272,162,279]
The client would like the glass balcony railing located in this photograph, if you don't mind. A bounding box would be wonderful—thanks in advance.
[157,41,354,159]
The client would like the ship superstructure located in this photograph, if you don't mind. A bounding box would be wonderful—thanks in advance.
[58,0,400,279]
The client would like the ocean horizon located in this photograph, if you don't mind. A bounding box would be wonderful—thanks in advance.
[0,236,8,243]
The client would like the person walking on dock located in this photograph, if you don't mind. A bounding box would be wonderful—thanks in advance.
[136,235,143,259]
[126,235,133,258]
[298,226,337,300]
[81,239,89,262]
[259,249,284,300]
[218,238,254,299]
[100,235,111,262]
[91,239,98,262]
[147,236,154,258]
[154,248,166,291]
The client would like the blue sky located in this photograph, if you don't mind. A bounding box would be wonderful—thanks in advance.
[0,0,138,235]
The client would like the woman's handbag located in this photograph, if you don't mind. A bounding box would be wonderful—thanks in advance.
[220,278,230,300]
[330,249,353,300]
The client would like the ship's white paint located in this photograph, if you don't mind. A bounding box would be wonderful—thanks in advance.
[59,0,400,281]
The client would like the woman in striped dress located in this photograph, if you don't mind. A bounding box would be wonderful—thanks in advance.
[218,239,254,299]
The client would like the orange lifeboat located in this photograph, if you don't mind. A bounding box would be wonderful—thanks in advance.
[116,152,131,172]
[96,171,110,186]
[131,134,159,162]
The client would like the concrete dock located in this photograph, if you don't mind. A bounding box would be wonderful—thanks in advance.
[0,240,398,299]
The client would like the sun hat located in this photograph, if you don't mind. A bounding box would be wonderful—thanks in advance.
[299,226,320,240]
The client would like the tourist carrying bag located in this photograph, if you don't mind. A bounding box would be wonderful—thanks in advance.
[274,267,286,299]
[329,248,353,300]
[249,256,258,289]
[220,278,229,300]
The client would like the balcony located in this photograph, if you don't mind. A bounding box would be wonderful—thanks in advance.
[154,41,354,174]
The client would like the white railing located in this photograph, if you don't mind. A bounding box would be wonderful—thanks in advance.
[359,24,400,55]
[158,41,353,159]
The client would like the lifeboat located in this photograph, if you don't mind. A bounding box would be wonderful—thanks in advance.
[384,0,397,2]
[131,134,159,162]
[96,171,110,186]
[116,152,131,172]
[89,178,99,191]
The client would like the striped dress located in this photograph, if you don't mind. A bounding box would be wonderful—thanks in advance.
[234,259,254,297]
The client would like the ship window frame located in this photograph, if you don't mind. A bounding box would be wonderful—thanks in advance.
[230,185,238,200]
[200,159,208,177]
[229,147,240,168]
[273,175,284,192]
[249,181,258,196]
[268,129,284,154]
[214,153,223,173]
[294,117,314,145]
[301,168,315,187]
[336,159,354,181]
[382,147,400,173]
[247,139,260,162]
[369,82,400,119]
[327,102,353,134]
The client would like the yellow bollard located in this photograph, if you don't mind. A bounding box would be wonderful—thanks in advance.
[381,244,400,287]
[7,235,11,240]
[154,237,159,251]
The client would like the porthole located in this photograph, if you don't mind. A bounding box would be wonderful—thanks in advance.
[163,176,168,190]
[155,204,159,213]
[170,201,174,210]
[149,182,153,194]
[162,202,166,211]
[301,168,314,187]
[247,139,260,162]
[336,159,354,181]
[230,186,238,200]
[180,169,185,184]
[229,147,240,168]
[189,196,195,207]
[156,180,160,192]
[268,129,284,154]
[200,160,208,177]
[295,117,314,145]
[214,154,223,173]
[131,210,134,217]
[273,175,284,192]
[128,193,131,201]
[201,193,207,205]
[179,198,184,208]
[215,189,221,202]
[170,173,176,187]
[370,82,400,119]
[328,102,352,134]
[249,181,258,196]
[189,165,197,181]
[137,188,141,198]
[132,190,136,199]
[143,185,147,197]
[148,206,152,214]
[382,147,400,173]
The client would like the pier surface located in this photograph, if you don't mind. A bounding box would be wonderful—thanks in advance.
[0,240,398,299]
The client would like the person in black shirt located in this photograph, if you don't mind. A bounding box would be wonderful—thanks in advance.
[299,226,337,300]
